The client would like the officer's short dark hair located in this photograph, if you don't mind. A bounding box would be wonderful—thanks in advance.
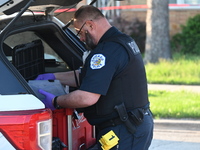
[74,5,104,22]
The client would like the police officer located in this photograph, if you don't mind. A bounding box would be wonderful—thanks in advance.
[36,5,154,150]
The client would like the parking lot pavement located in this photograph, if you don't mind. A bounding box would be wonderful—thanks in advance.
[149,119,200,150]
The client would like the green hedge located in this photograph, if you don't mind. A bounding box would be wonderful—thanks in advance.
[171,14,200,55]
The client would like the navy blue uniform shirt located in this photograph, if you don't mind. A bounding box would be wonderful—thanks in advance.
[79,27,129,95]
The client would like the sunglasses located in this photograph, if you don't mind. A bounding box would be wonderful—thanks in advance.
[76,22,87,36]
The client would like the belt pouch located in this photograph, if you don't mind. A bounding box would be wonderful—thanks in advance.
[114,103,136,134]
[128,108,144,126]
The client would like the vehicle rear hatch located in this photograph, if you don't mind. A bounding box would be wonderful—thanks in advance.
[0,0,81,15]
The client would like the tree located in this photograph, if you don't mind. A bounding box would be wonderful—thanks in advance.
[144,0,171,64]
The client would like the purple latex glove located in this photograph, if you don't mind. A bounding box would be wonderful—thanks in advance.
[39,89,56,110]
[35,73,55,80]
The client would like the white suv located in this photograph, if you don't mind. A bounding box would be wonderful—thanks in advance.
[0,0,97,150]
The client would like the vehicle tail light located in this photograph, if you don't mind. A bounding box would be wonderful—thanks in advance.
[38,119,52,150]
[0,109,52,150]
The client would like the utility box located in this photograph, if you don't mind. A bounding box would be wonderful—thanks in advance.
[52,109,96,150]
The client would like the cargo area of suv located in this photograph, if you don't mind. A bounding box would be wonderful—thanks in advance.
[0,0,87,95]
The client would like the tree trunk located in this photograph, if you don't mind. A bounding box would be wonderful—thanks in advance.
[144,0,171,64]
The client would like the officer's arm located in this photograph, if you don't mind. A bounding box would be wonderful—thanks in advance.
[54,70,79,87]
[54,90,100,108]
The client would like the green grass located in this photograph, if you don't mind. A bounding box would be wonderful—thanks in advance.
[149,90,200,119]
[145,53,200,119]
[145,53,200,85]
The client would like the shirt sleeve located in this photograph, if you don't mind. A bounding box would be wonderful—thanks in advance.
[79,42,128,95]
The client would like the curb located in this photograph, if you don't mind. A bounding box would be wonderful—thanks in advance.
[154,119,200,131]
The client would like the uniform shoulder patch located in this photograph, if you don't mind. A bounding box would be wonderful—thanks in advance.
[90,54,106,69]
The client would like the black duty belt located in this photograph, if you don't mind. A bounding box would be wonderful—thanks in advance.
[96,108,149,130]
[96,117,123,130]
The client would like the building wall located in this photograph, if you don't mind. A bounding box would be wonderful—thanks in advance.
[119,0,200,37]
[169,9,200,36]
[120,8,200,37]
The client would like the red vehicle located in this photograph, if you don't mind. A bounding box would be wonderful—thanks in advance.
[0,0,98,149]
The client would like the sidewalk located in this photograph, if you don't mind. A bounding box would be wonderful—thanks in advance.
[149,119,200,150]
[148,84,200,93]
[148,84,200,150]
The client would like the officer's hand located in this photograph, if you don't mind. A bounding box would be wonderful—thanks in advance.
[39,89,56,110]
[35,73,55,80]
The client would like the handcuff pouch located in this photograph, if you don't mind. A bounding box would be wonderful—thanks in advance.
[128,108,144,126]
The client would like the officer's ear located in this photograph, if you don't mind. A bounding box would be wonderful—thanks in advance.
[86,20,95,31]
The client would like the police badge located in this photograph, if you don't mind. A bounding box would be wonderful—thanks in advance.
[90,54,106,69]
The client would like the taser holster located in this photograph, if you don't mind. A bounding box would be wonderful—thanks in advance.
[114,103,136,134]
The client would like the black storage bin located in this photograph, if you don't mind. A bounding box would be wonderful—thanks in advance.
[12,39,45,80]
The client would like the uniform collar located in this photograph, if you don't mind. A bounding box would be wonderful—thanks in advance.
[98,26,121,44]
